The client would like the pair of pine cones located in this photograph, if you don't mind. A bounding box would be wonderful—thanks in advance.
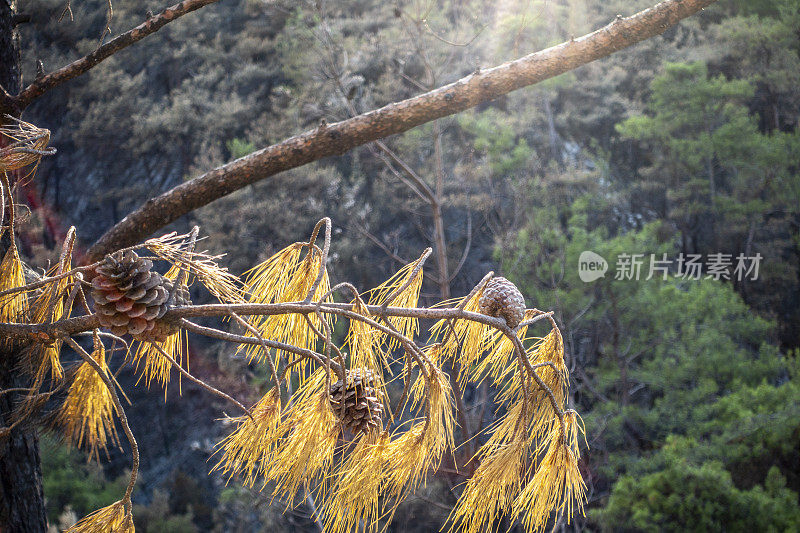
[328,277,525,436]
[90,250,190,342]
[90,251,524,433]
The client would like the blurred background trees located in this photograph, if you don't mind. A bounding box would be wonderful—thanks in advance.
[10,0,800,530]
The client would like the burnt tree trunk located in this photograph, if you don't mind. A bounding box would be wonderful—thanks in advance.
[0,1,48,530]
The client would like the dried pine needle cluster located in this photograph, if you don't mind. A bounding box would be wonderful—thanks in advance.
[58,334,119,461]
[64,500,134,533]
[0,117,55,180]
[1,189,586,532]
[239,238,332,371]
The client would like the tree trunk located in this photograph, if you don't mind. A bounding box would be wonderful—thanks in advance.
[0,362,47,533]
[0,1,48,530]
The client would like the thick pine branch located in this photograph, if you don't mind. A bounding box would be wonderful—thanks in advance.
[86,0,716,261]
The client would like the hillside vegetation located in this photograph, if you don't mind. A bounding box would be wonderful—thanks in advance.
[17,0,800,530]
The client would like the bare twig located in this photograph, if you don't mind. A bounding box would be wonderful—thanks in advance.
[355,224,409,266]
[0,172,13,240]
[11,0,222,110]
[371,141,436,204]
[149,342,253,420]
[447,212,472,284]
[422,19,487,48]
[0,300,525,341]
[517,310,554,329]
[303,217,331,303]
[179,318,337,375]
[229,310,280,396]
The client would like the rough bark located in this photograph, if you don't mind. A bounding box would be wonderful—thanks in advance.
[0,356,46,533]
[87,0,717,261]
[0,1,47,531]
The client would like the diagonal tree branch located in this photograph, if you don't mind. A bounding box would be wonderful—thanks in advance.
[86,0,716,261]
[10,0,220,110]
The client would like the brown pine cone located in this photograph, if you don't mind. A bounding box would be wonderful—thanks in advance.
[479,276,526,329]
[141,279,192,343]
[328,369,383,435]
[90,250,170,339]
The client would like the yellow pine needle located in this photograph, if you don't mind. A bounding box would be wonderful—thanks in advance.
[145,232,243,303]
[527,328,568,423]
[132,263,189,393]
[513,412,587,533]
[471,309,538,386]
[290,367,328,405]
[383,424,426,500]
[366,252,425,351]
[211,388,282,488]
[404,344,442,400]
[408,345,444,408]
[528,327,567,376]
[0,119,51,174]
[0,244,28,326]
[66,500,133,533]
[429,288,493,382]
[485,400,529,450]
[31,341,63,382]
[30,258,72,324]
[493,329,557,409]
[265,389,339,501]
[322,432,389,533]
[30,262,73,382]
[493,327,567,444]
[345,297,388,391]
[58,336,119,461]
[132,330,188,394]
[449,437,529,533]
[563,410,587,461]
[385,367,454,505]
[241,243,332,375]
[422,343,445,366]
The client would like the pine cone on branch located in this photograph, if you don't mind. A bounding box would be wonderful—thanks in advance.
[90,250,172,339]
[143,279,192,342]
[479,276,526,329]
[328,369,383,435]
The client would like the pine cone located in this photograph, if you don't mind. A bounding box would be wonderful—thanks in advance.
[479,276,526,328]
[142,279,192,342]
[329,369,383,435]
[90,251,170,339]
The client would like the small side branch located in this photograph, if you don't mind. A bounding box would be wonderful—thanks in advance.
[13,0,221,109]
[149,342,253,420]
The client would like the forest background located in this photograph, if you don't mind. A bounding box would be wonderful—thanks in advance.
[12,0,800,530]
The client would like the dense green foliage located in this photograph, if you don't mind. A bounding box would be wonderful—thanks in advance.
[17,0,800,530]
[600,462,799,532]
[40,436,127,523]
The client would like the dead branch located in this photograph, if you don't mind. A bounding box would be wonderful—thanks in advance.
[3,0,220,113]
